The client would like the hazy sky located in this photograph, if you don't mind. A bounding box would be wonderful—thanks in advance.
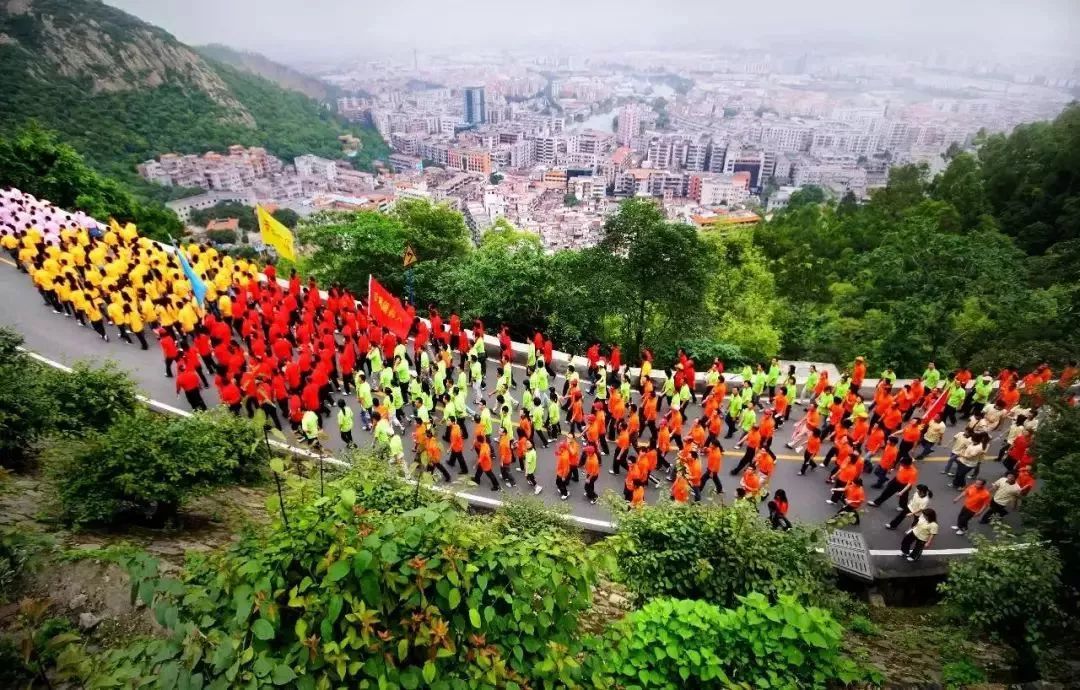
[106,0,1080,63]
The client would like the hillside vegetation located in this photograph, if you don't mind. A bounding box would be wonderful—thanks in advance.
[0,0,388,179]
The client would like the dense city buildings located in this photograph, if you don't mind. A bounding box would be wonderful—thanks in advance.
[138,46,1075,251]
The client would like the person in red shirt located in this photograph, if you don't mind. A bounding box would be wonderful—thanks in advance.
[157,328,180,378]
[175,364,206,411]
[952,478,991,535]
[768,489,792,530]
[218,375,242,415]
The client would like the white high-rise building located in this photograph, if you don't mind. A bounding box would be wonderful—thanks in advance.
[617,105,645,145]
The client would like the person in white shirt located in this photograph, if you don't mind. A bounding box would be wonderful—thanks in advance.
[942,430,972,476]
[980,473,1023,524]
[915,417,947,460]
[952,431,989,489]
[901,508,938,562]
[886,483,932,530]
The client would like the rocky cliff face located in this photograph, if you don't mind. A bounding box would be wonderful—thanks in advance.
[197,43,334,102]
[1,0,254,126]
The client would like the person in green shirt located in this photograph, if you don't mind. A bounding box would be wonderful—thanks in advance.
[354,372,373,430]
[766,358,781,398]
[524,441,542,495]
[661,372,676,409]
[970,374,994,417]
[530,398,549,447]
[367,345,383,377]
[594,366,609,403]
[563,365,580,397]
[942,376,967,426]
[478,402,493,443]
[546,392,562,437]
[372,411,392,449]
[834,376,851,400]
[750,365,767,405]
[922,362,941,390]
[726,387,746,439]
[678,382,691,412]
[801,366,819,405]
[469,355,484,404]
[301,410,321,449]
[378,363,394,394]
[388,433,404,466]
[336,399,356,449]
[880,367,897,385]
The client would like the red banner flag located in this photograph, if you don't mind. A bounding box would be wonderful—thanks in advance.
[368,276,412,339]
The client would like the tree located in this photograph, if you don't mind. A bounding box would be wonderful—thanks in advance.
[938,528,1062,680]
[392,198,472,265]
[931,151,991,229]
[563,193,580,207]
[488,171,503,184]
[600,199,710,359]
[787,185,827,209]
[298,210,409,295]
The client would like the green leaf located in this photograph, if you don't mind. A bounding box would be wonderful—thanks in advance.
[380,541,399,563]
[422,661,436,684]
[271,664,297,686]
[340,487,356,508]
[398,638,409,661]
[294,618,308,640]
[327,595,343,623]
[327,560,350,582]
[252,619,275,641]
[469,608,481,628]
[269,458,285,474]
[448,588,461,610]
[353,550,373,573]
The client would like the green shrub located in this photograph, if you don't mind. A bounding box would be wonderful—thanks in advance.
[610,500,836,610]
[593,594,870,689]
[941,659,987,689]
[46,408,264,526]
[90,457,597,689]
[0,328,51,464]
[0,529,48,602]
[665,337,748,369]
[938,527,1062,680]
[42,361,139,436]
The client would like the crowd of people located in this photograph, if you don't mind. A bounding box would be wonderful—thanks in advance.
[4,186,1077,562]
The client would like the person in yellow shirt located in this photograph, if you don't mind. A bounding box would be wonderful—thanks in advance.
[177,301,199,335]
[1,230,20,264]
[119,222,138,244]
[103,229,119,248]
[88,242,107,268]
[138,291,158,331]
[18,244,37,270]
[69,243,86,268]
[106,298,129,343]
[22,228,42,250]
[85,293,109,342]
[123,302,149,349]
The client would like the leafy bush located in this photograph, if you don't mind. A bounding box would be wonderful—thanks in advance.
[0,328,51,464]
[941,659,987,689]
[46,408,264,526]
[90,456,597,689]
[205,228,238,245]
[42,361,139,436]
[938,527,1062,680]
[593,594,870,689]
[664,337,748,369]
[0,529,47,602]
[610,500,836,610]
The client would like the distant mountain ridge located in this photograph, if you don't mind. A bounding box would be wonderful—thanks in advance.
[0,0,387,175]
[196,43,338,102]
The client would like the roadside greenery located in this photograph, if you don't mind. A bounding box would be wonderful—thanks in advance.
[608,500,836,610]
[46,408,264,526]
[593,595,872,689]
[939,527,1063,680]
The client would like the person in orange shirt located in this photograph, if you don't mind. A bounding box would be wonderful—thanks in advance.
[447,417,468,475]
[685,452,703,502]
[828,452,862,503]
[623,458,643,502]
[870,455,918,510]
[671,471,691,503]
[898,418,922,460]
[568,394,585,434]
[471,437,500,491]
[555,442,571,500]
[738,467,761,500]
[642,392,659,441]
[755,449,775,489]
[706,411,723,447]
[612,420,632,475]
[730,424,760,476]
[799,428,823,475]
[630,482,646,509]
[497,431,517,488]
[851,356,867,393]
[952,478,990,535]
[871,437,901,489]
[424,429,451,482]
[656,424,673,471]
[702,439,724,495]
[759,412,776,456]
[882,404,903,435]
[863,424,886,462]
[773,387,789,427]
[849,414,869,451]
[833,477,865,524]
[583,443,601,504]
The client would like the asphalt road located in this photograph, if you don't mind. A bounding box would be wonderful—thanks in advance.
[0,259,1025,559]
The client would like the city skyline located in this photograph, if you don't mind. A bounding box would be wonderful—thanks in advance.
[105,0,1080,64]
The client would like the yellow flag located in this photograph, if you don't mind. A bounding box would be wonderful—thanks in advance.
[255,206,296,261]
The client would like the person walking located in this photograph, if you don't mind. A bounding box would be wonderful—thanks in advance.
[914,415,946,460]
[885,484,932,530]
[979,473,1023,524]
[951,431,989,490]
[768,489,792,530]
[900,508,938,561]
[869,456,918,509]
[471,437,500,492]
[952,478,991,536]
[523,440,542,495]
[175,364,206,411]
[832,477,866,525]
[336,399,356,449]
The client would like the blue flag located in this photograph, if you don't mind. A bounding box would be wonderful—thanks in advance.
[176,245,208,306]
